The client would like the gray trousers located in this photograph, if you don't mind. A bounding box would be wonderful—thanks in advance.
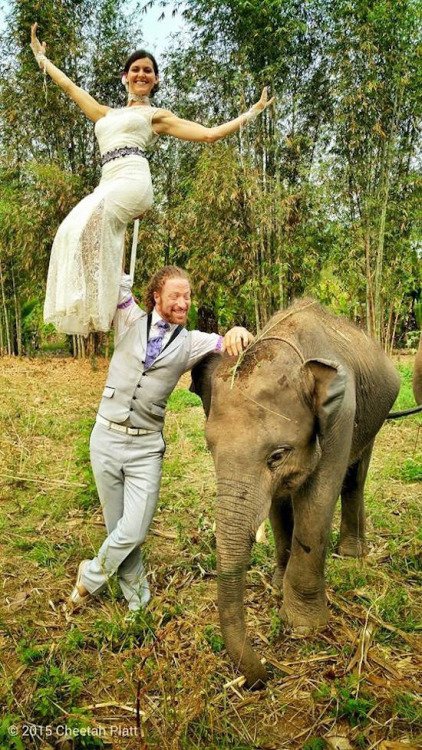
[81,422,165,610]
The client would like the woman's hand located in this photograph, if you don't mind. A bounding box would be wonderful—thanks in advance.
[30,23,46,60]
[29,23,109,122]
[250,86,275,116]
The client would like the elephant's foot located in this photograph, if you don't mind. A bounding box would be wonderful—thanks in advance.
[243,660,268,690]
[337,536,367,558]
[281,579,328,633]
[271,565,286,591]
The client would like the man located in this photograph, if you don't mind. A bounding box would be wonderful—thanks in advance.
[68,266,253,613]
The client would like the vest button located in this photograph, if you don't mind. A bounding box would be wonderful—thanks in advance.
[130,407,134,411]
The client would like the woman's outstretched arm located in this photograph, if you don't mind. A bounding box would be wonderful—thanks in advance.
[30,23,109,122]
[152,87,275,143]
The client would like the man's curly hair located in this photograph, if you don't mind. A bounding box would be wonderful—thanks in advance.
[144,266,191,313]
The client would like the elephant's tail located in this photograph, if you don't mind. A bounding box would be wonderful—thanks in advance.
[386,404,422,419]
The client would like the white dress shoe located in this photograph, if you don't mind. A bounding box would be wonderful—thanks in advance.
[67,559,90,609]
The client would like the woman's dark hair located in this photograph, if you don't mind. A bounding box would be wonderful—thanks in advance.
[123,49,160,95]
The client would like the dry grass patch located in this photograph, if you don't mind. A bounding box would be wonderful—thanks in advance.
[0,357,420,750]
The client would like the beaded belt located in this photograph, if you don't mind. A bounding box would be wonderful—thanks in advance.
[101,146,147,167]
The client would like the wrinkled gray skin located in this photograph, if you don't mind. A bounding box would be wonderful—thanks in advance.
[413,336,422,404]
[191,300,400,688]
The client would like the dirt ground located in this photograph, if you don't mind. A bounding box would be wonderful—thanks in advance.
[0,356,420,750]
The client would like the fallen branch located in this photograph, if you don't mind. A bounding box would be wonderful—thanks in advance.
[0,473,87,488]
[81,701,144,716]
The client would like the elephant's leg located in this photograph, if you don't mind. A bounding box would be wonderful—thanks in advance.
[269,496,293,590]
[282,464,347,631]
[338,441,373,557]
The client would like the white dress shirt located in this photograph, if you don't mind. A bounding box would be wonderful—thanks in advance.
[113,274,222,368]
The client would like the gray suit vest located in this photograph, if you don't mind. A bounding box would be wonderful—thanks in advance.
[98,313,191,430]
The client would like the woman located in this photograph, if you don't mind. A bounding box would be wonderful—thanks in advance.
[30,23,274,335]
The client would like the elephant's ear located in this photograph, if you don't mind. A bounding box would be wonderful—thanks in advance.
[303,358,348,438]
[190,352,222,417]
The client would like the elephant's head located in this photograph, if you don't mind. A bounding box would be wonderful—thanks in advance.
[191,341,347,687]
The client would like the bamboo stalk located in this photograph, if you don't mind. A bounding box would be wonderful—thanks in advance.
[0,258,12,355]
[11,264,22,356]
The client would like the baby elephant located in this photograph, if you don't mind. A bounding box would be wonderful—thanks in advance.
[191,299,400,688]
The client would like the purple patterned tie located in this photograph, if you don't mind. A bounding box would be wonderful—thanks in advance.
[144,320,170,369]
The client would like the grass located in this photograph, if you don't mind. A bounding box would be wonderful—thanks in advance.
[0,355,421,749]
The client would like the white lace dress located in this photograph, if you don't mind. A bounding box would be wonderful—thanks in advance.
[43,106,158,335]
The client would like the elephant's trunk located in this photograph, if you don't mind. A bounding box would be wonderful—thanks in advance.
[216,483,268,689]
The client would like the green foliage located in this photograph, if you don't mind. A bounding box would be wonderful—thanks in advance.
[0,0,420,351]
[355,734,368,749]
[63,628,86,653]
[0,716,25,750]
[313,683,332,702]
[250,540,274,570]
[89,610,156,651]
[16,639,48,665]
[160,602,185,625]
[395,458,422,482]
[268,608,283,642]
[168,388,202,411]
[335,686,375,727]
[393,363,420,411]
[393,691,422,725]
[32,664,83,720]
[377,587,418,632]
[0,0,139,355]
[203,624,225,653]
[65,713,105,749]
[327,560,370,593]
[303,739,326,750]
[29,540,58,567]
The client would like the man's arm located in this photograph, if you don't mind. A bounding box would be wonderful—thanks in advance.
[187,326,254,370]
[112,274,144,345]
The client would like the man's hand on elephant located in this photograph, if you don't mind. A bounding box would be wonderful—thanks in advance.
[222,327,254,356]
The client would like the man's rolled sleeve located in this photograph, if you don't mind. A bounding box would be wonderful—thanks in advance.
[186,331,223,370]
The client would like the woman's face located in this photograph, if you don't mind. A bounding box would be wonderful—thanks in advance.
[126,57,158,97]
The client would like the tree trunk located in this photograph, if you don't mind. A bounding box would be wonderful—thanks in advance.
[11,266,22,356]
[364,231,376,338]
[0,259,12,355]
[374,87,402,343]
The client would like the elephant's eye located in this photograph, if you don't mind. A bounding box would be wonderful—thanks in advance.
[267,446,291,468]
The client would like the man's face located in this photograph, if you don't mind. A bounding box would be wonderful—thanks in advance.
[154,277,191,325]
